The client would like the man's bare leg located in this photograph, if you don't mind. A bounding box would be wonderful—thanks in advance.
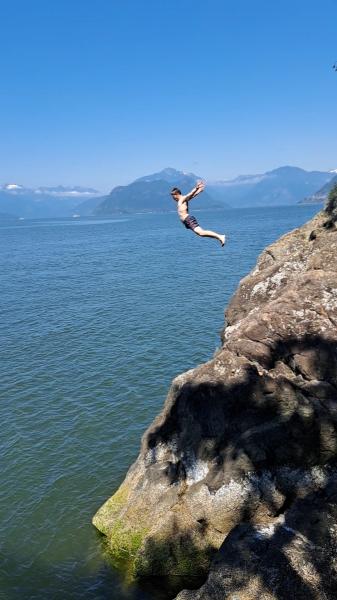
[194,226,226,247]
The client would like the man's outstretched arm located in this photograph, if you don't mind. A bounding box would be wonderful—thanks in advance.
[182,181,205,202]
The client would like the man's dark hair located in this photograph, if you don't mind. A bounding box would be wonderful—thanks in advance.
[171,187,181,195]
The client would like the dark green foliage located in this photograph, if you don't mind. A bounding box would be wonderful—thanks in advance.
[325,182,337,216]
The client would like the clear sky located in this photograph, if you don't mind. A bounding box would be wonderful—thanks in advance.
[1,0,337,191]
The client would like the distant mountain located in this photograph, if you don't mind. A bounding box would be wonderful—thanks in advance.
[300,173,337,205]
[208,166,334,208]
[0,183,100,197]
[135,167,201,186]
[92,169,223,216]
[72,195,105,216]
[33,185,100,197]
[0,183,101,218]
[2,166,334,219]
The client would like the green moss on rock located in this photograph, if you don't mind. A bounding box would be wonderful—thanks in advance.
[92,484,130,535]
[98,519,149,583]
[134,534,212,579]
[108,520,148,563]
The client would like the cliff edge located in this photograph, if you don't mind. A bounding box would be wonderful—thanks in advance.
[93,196,337,599]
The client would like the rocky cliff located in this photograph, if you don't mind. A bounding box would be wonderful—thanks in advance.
[93,198,337,599]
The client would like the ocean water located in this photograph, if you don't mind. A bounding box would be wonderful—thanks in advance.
[0,205,318,600]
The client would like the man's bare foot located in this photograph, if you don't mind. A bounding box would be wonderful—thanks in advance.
[219,234,226,247]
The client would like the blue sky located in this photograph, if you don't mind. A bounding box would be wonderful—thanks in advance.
[1,0,336,191]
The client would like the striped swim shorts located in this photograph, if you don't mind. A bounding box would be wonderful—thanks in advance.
[183,215,199,231]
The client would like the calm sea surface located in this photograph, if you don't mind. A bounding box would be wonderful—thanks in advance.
[0,205,318,600]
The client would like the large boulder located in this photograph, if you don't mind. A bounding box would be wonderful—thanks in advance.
[93,206,337,597]
[176,472,337,600]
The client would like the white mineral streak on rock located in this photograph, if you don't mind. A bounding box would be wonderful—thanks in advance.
[214,478,248,502]
[145,438,179,464]
[223,320,242,339]
[270,271,286,287]
[308,466,328,487]
[251,279,269,296]
[255,523,278,539]
[251,271,288,299]
[322,288,337,311]
[185,459,209,484]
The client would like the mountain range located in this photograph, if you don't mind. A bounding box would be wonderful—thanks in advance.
[207,166,334,208]
[0,184,101,219]
[1,166,335,219]
[300,173,337,205]
[92,169,221,216]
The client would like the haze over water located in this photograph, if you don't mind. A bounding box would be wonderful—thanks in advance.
[1,205,318,599]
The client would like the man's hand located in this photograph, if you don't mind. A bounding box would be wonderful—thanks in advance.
[193,180,205,197]
[183,180,205,202]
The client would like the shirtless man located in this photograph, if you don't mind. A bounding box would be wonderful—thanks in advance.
[171,181,226,247]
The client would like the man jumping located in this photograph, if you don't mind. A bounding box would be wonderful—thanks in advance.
[171,181,226,247]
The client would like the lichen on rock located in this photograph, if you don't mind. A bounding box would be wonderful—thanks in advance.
[93,200,337,598]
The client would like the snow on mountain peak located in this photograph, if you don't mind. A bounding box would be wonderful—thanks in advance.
[5,183,24,190]
[0,183,100,197]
